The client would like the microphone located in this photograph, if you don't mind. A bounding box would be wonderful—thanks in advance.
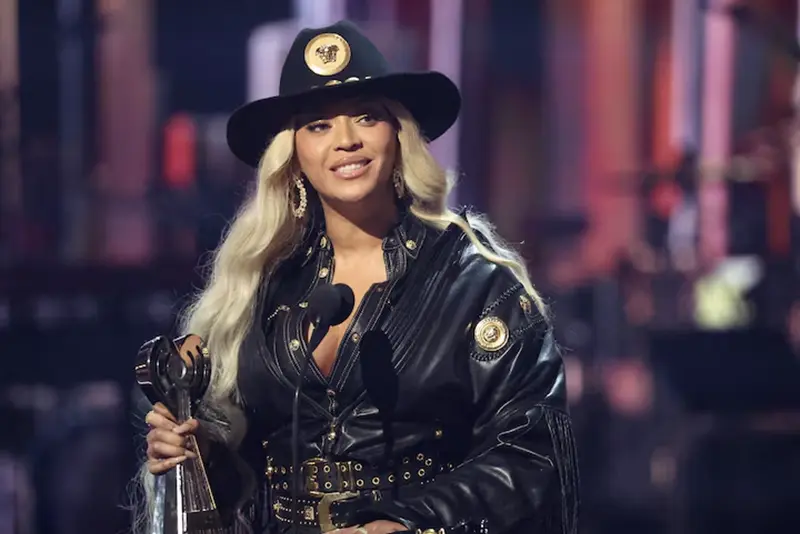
[291,283,355,534]
[305,283,356,352]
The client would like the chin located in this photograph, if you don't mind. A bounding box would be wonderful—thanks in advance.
[332,177,376,197]
[325,180,392,208]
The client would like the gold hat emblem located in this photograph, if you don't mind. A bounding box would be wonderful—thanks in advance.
[474,316,510,352]
[304,33,351,76]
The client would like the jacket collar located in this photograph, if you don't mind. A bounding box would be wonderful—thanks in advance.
[298,204,427,267]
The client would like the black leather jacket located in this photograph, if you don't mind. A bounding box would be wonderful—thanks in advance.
[174,210,579,534]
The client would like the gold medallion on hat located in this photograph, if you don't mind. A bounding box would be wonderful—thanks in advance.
[474,316,510,352]
[304,33,351,76]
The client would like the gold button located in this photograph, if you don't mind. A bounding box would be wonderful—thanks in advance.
[320,236,328,248]
[418,468,425,476]
[273,502,280,512]
[405,239,417,250]
[519,294,532,314]
[422,529,437,534]
[372,476,380,485]
[351,332,360,342]
[474,316,509,352]
[323,465,331,473]
[319,267,329,278]
[289,339,300,351]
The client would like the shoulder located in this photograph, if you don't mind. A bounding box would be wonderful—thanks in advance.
[443,215,550,359]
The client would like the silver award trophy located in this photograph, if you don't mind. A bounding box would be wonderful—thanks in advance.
[135,334,225,534]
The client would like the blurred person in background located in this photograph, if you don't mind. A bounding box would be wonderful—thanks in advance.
[133,21,578,534]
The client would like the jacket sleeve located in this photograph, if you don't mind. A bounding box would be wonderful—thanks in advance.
[355,279,580,534]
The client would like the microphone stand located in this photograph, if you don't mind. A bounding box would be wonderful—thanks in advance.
[292,318,332,534]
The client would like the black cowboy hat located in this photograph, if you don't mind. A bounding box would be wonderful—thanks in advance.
[226,20,461,168]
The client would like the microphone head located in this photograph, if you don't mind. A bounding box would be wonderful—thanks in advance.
[307,283,355,327]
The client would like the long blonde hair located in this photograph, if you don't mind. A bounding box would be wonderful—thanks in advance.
[131,97,546,533]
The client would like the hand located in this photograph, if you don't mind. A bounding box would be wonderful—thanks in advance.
[144,402,200,475]
[335,520,407,534]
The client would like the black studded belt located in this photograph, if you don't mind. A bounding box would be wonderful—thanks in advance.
[267,453,454,531]
[266,453,451,495]
[271,493,488,534]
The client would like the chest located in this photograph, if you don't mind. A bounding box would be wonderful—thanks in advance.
[306,259,387,377]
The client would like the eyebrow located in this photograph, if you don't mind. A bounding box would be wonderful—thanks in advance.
[293,101,392,129]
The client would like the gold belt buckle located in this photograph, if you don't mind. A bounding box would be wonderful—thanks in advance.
[317,491,358,532]
[302,457,327,494]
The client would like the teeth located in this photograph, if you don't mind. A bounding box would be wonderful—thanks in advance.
[336,162,365,173]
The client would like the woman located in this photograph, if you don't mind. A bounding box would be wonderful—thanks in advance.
[136,20,579,534]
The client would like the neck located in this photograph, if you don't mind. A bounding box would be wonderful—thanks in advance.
[321,199,400,258]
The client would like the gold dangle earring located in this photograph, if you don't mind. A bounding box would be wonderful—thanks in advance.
[292,175,308,218]
[392,168,406,198]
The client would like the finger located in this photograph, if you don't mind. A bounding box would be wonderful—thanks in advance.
[173,418,200,436]
[145,411,177,431]
[146,428,187,448]
[153,402,178,424]
[147,455,187,475]
[148,440,197,460]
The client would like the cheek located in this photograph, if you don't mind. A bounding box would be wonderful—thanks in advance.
[368,127,398,174]
[294,135,328,173]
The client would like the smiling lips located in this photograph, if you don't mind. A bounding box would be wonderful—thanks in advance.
[331,158,372,179]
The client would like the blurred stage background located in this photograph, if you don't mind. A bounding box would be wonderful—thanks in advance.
[2,0,800,533]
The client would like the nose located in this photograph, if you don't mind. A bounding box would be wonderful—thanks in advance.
[332,116,362,152]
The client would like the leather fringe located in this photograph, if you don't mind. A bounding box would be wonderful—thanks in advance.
[544,408,580,534]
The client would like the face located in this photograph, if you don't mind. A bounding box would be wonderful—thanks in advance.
[294,99,398,210]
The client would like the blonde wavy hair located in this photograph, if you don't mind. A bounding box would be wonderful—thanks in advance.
[131,98,546,532]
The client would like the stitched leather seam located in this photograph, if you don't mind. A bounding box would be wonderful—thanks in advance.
[334,276,399,389]
[254,324,331,419]
[479,282,523,318]
[391,231,470,373]
[334,230,466,418]
[454,409,550,470]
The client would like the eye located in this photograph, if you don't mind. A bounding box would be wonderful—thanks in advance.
[305,121,330,133]
[356,113,379,125]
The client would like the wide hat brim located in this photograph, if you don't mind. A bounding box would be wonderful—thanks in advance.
[226,71,461,169]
